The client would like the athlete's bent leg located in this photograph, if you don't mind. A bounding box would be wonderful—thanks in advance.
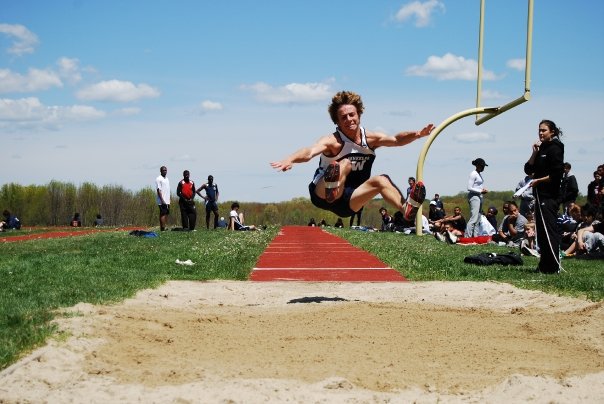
[349,175,405,213]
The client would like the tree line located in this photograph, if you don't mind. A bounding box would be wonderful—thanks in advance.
[0,181,585,229]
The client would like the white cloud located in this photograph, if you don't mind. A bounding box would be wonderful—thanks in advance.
[507,58,526,71]
[0,97,105,126]
[481,89,505,99]
[405,53,499,81]
[0,68,63,93]
[394,0,445,27]
[76,80,160,102]
[114,107,141,116]
[171,154,195,162]
[0,23,39,55]
[241,81,332,104]
[453,131,493,143]
[57,57,82,84]
[200,100,223,111]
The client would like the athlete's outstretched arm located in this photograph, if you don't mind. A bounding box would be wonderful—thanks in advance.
[368,124,434,148]
[270,135,333,172]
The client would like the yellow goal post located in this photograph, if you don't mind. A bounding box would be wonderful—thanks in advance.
[414,0,534,235]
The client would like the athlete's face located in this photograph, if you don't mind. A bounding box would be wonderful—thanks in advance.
[336,104,359,134]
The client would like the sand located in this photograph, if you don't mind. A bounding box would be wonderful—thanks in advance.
[0,280,603,403]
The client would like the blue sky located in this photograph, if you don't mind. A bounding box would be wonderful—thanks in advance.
[2,0,603,204]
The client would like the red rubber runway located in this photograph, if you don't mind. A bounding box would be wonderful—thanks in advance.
[0,227,143,243]
[250,226,407,282]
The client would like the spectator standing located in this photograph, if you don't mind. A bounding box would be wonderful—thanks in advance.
[514,174,535,218]
[334,218,344,228]
[406,177,416,199]
[466,158,489,237]
[155,166,170,231]
[431,193,445,214]
[197,175,220,229]
[349,207,363,227]
[587,169,603,218]
[524,119,565,274]
[559,162,579,214]
[176,170,197,230]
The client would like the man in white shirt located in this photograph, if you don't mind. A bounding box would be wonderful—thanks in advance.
[155,166,170,231]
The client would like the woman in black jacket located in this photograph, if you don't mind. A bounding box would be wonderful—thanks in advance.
[524,119,565,274]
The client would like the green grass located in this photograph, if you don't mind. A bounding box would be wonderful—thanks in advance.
[0,227,277,370]
[0,226,602,371]
[334,228,604,301]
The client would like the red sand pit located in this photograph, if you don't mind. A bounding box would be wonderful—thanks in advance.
[250,226,407,282]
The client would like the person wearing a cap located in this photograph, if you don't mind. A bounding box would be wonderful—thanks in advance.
[466,158,489,237]
[428,200,445,228]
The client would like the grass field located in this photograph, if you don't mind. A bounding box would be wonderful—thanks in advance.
[1,226,602,371]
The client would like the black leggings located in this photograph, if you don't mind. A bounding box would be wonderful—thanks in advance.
[534,190,561,273]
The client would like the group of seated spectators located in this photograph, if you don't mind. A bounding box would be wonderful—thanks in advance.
[427,161,603,259]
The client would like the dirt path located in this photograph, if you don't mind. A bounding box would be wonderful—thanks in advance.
[1,281,602,403]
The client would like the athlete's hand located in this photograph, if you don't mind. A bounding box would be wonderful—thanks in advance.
[419,124,435,137]
[270,160,292,172]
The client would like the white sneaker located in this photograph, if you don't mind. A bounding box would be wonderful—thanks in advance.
[446,230,458,244]
[521,245,540,258]
[434,232,446,242]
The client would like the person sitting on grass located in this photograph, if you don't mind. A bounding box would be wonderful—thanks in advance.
[379,207,393,231]
[70,212,82,227]
[575,205,604,256]
[520,221,539,257]
[229,202,258,231]
[433,206,466,243]
[0,210,21,231]
[491,201,527,246]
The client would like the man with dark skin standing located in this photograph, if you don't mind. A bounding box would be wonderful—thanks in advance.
[271,91,433,221]
[176,170,197,230]
[197,175,220,229]
[155,166,170,231]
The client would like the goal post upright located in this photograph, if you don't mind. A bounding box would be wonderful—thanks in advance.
[414,0,534,235]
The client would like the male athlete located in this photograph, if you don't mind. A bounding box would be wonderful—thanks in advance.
[197,175,220,229]
[271,91,433,220]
